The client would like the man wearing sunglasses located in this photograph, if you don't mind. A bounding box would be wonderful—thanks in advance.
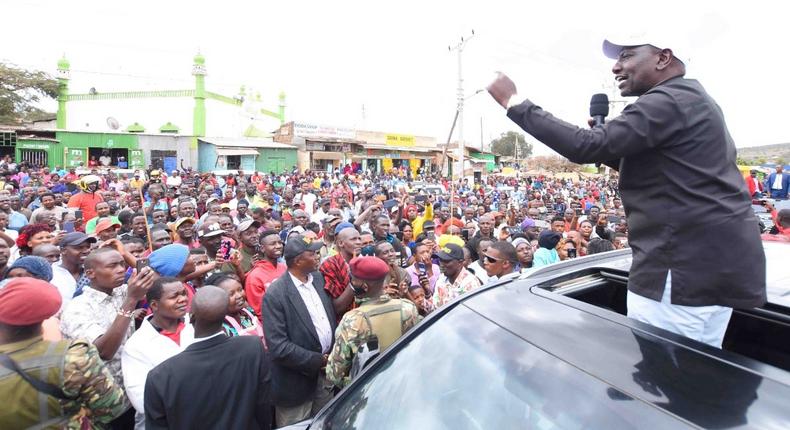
[482,241,519,285]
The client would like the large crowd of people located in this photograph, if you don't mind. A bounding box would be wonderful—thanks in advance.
[0,160,648,429]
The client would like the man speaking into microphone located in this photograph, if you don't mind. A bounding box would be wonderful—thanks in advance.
[488,34,765,348]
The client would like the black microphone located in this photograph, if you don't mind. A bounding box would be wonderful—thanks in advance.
[589,93,609,127]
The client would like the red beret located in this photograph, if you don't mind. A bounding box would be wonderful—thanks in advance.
[349,256,390,281]
[0,278,62,325]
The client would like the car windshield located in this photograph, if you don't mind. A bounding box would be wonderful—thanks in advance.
[312,305,683,430]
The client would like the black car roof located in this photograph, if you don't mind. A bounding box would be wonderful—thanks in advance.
[460,265,790,429]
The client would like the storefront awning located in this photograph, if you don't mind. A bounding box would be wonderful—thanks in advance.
[216,148,260,157]
[312,152,344,160]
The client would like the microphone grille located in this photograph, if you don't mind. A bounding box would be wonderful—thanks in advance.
[590,93,610,117]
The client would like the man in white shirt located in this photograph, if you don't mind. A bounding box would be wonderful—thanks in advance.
[122,277,194,429]
[166,170,182,188]
[262,235,336,427]
[766,165,790,199]
[294,182,318,216]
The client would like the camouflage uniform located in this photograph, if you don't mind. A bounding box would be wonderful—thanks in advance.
[62,340,129,429]
[326,295,421,388]
[0,337,127,429]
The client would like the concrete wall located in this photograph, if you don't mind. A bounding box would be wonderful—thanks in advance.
[137,135,196,169]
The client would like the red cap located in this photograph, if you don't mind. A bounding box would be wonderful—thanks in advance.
[0,278,62,325]
[349,256,390,281]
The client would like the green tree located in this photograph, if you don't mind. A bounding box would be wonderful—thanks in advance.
[489,131,532,158]
[0,62,58,123]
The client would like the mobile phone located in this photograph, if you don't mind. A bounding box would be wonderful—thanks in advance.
[63,221,75,233]
[415,195,427,203]
[219,240,232,260]
[382,199,398,210]
[417,262,427,275]
[575,208,582,216]
[136,258,150,273]
[75,210,83,220]
[426,231,435,241]
[461,229,470,241]
[568,248,577,259]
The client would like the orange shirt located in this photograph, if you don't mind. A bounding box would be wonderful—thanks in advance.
[67,192,104,221]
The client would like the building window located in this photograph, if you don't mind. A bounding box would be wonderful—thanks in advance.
[20,149,47,168]
[88,148,128,168]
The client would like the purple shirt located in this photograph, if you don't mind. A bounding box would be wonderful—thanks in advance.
[405,264,441,295]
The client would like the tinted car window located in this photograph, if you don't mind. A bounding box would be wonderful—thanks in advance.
[313,305,684,429]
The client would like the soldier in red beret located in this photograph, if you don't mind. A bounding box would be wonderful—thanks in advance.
[326,256,421,388]
[0,278,127,428]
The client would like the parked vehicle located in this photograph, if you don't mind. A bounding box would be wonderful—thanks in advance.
[283,243,790,429]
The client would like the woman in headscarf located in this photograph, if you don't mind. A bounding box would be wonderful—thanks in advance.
[2,255,62,341]
[5,255,53,281]
[511,237,534,271]
[532,230,562,268]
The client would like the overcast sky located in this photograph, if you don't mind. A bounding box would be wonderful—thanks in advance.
[6,1,789,155]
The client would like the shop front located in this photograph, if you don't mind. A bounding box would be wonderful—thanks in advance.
[198,137,297,174]
[354,145,437,176]
[16,138,60,168]
[56,131,143,170]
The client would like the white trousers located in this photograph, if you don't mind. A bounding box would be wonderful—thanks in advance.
[627,271,733,348]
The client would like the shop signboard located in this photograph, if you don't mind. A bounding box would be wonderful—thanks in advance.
[65,148,86,167]
[385,133,415,147]
[294,122,355,140]
[18,143,50,151]
[130,150,144,168]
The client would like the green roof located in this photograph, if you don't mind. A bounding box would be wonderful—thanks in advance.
[159,122,180,133]
[126,122,145,133]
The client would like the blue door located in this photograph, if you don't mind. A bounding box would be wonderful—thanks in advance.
[163,157,177,173]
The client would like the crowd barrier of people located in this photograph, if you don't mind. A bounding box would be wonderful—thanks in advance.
[0,160,641,429]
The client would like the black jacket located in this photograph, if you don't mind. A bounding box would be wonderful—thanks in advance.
[262,271,336,407]
[144,335,272,430]
[507,76,765,308]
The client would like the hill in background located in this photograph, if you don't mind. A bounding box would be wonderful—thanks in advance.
[737,142,790,165]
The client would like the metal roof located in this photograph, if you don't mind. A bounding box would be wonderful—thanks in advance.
[199,137,297,149]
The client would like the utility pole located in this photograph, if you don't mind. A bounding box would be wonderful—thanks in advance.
[449,30,475,180]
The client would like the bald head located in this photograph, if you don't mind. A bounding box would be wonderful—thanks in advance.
[337,226,360,242]
[192,285,229,330]
[32,244,59,258]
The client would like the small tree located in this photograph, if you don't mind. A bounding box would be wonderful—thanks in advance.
[489,131,532,158]
[0,62,58,123]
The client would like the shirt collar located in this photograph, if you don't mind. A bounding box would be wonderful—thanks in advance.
[289,271,313,288]
[191,331,224,344]
[83,284,123,302]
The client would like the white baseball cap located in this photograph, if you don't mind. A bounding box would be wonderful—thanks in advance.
[603,31,691,65]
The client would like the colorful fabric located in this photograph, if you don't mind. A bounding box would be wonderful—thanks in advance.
[432,268,482,308]
[61,285,133,387]
[221,307,258,337]
[320,254,351,299]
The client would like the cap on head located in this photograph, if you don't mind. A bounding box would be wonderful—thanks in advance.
[437,243,465,261]
[94,218,121,235]
[349,256,390,281]
[236,219,260,233]
[334,221,355,236]
[197,222,223,239]
[59,232,98,247]
[173,217,196,229]
[0,278,61,325]
[602,31,690,65]
[282,234,323,260]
